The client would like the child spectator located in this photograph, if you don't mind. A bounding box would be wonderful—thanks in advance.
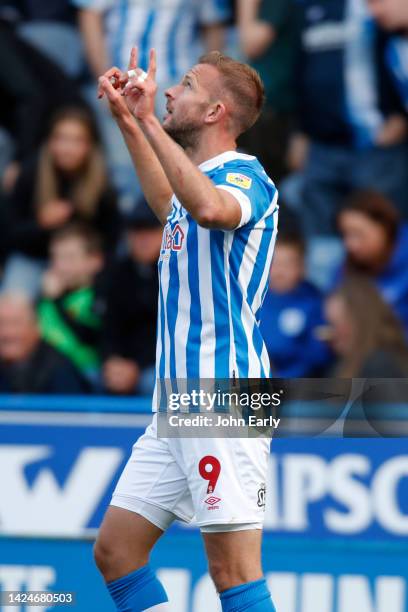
[102,200,162,396]
[334,190,408,337]
[325,275,408,377]
[260,232,331,377]
[3,106,120,296]
[37,222,105,382]
[0,292,89,394]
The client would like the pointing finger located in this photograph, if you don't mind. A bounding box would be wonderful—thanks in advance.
[128,46,138,70]
[147,48,157,80]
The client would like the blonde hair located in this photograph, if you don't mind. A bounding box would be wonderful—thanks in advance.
[199,51,265,135]
[35,107,107,219]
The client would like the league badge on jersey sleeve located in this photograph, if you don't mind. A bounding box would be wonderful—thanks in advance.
[226,173,253,190]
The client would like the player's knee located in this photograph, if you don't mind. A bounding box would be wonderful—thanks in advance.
[208,557,263,593]
[208,558,243,593]
[93,536,130,579]
[93,537,114,576]
[94,534,148,581]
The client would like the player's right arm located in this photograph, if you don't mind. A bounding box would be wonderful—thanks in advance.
[98,49,173,225]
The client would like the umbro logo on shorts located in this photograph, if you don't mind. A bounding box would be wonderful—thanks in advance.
[205,496,221,509]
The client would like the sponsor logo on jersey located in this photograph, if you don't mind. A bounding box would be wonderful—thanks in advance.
[226,173,252,190]
[161,223,185,259]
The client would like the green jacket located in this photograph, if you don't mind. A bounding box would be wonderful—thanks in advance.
[38,286,101,372]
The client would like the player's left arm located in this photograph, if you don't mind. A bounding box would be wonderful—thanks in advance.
[125,50,244,230]
[140,117,243,230]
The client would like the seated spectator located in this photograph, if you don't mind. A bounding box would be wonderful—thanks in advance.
[3,106,120,297]
[334,190,408,337]
[102,200,162,396]
[260,233,331,377]
[324,275,408,377]
[0,292,89,393]
[37,223,105,382]
[368,0,408,111]
[288,0,408,234]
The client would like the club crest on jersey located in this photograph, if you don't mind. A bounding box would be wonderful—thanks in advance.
[226,173,252,189]
[257,483,266,509]
[162,223,185,256]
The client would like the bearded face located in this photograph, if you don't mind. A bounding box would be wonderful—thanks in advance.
[163,100,209,149]
[162,65,220,149]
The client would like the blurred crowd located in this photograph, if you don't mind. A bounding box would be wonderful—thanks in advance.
[0,0,408,395]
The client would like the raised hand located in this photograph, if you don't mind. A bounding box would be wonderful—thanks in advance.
[98,64,133,121]
[122,47,157,122]
[97,65,127,99]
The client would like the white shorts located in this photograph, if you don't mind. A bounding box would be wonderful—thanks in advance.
[111,415,270,532]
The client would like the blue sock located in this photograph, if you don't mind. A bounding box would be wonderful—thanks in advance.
[107,564,168,611]
[220,578,276,612]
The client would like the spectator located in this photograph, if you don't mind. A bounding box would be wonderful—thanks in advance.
[0,292,89,393]
[102,200,161,396]
[74,0,231,208]
[3,106,120,297]
[368,0,408,112]
[0,17,86,192]
[325,275,408,377]
[289,0,408,235]
[260,233,331,377]
[37,223,105,382]
[238,0,297,182]
[335,190,408,337]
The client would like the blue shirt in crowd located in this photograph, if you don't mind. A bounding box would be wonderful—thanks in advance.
[260,280,330,377]
[370,224,408,338]
[295,0,406,148]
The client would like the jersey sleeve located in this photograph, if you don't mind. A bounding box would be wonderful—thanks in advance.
[212,167,277,228]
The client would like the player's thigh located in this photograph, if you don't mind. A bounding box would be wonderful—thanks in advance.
[112,415,193,526]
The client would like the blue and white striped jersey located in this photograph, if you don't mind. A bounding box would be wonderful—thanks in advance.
[72,0,230,87]
[154,151,279,396]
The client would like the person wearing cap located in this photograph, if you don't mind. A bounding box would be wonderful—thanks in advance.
[101,198,162,395]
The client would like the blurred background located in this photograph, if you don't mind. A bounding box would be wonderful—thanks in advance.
[0,0,407,388]
[0,0,407,610]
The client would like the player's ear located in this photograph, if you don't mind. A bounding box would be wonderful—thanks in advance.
[205,101,226,125]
